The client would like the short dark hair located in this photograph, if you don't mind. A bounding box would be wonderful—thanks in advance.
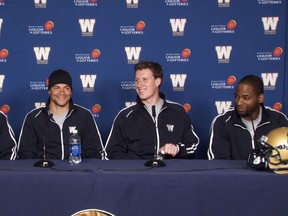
[238,75,264,96]
[134,61,163,81]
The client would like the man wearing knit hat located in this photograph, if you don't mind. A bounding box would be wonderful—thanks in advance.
[17,69,105,162]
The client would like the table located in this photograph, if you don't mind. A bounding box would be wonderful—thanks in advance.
[0,159,287,216]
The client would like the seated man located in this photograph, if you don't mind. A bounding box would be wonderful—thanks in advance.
[208,74,288,160]
[17,69,105,160]
[0,111,17,159]
[105,61,200,159]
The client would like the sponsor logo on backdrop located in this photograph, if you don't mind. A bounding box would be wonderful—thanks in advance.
[257,47,282,61]
[261,73,278,90]
[211,75,236,89]
[28,21,54,35]
[262,17,278,34]
[34,47,50,64]
[272,102,282,111]
[74,0,98,7]
[125,47,141,64]
[30,80,48,91]
[215,46,232,63]
[91,104,101,117]
[126,0,139,8]
[80,74,97,92]
[211,20,236,34]
[218,0,230,7]
[125,102,136,107]
[170,19,186,36]
[215,101,232,114]
[0,48,8,62]
[120,21,145,35]
[166,48,191,62]
[165,0,189,6]
[79,19,95,36]
[0,75,5,92]
[34,0,47,8]
[0,18,3,35]
[258,0,282,4]
[183,103,191,113]
[121,81,135,90]
[0,104,10,114]
[75,49,100,63]
[34,102,46,108]
[170,74,187,91]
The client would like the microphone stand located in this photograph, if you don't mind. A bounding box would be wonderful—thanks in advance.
[145,105,166,167]
[34,111,55,168]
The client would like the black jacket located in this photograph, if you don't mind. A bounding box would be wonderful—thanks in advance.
[105,94,200,159]
[17,100,104,159]
[0,112,17,159]
[208,106,288,160]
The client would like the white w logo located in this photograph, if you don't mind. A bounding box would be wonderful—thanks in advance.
[262,17,279,31]
[34,102,46,108]
[166,124,174,132]
[215,101,232,114]
[170,19,186,36]
[215,46,232,59]
[126,0,139,3]
[261,73,278,90]
[34,0,47,3]
[125,47,141,62]
[0,75,5,90]
[69,127,78,134]
[170,74,187,89]
[79,19,95,36]
[126,0,139,8]
[0,19,3,34]
[80,75,97,89]
[34,47,50,63]
[218,0,230,3]
[125,102,136,107]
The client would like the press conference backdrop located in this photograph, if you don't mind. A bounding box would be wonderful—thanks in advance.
[0,0,287,158]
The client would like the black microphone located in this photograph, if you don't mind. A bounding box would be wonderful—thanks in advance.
[34,109,55,168]
[144,105,166,167]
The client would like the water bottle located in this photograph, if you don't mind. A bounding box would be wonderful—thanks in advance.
[69,132,82,165]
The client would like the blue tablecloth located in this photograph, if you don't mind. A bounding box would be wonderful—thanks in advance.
[0,159,287,216]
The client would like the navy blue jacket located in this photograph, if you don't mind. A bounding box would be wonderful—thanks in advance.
[0,111,17,159]
[208,106,288,160]
[17,99,104,159]
[105,95,199,159]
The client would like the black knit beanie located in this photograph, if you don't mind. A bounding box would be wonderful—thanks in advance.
[48,69,72,91]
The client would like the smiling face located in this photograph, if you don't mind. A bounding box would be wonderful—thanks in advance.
[135,68,161,106]
[48,83,72,114]
[234,83,264,120]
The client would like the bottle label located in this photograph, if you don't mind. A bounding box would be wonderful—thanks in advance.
[70,144,81,156]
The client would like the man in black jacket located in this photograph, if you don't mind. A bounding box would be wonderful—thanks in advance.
[0,111,17,159]
[17,69,104,160]
[105,61,199,159]
[208,75,288,160]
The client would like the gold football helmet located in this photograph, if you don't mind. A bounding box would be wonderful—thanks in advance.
[248,127,288,174]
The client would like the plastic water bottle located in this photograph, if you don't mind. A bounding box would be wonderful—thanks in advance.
[69,132,82,165]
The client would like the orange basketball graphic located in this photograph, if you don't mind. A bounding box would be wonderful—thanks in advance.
[181,48,191,58]
[0,49,9,59]
[91,49,101,59]
[136,21,145,31]
[227,20,237,30]
[44,21,54,31]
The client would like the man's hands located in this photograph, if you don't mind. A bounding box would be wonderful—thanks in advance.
[159,143,179,157]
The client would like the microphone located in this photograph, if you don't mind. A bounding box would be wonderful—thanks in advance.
[34,109,55,168]
[144,105,166,167]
